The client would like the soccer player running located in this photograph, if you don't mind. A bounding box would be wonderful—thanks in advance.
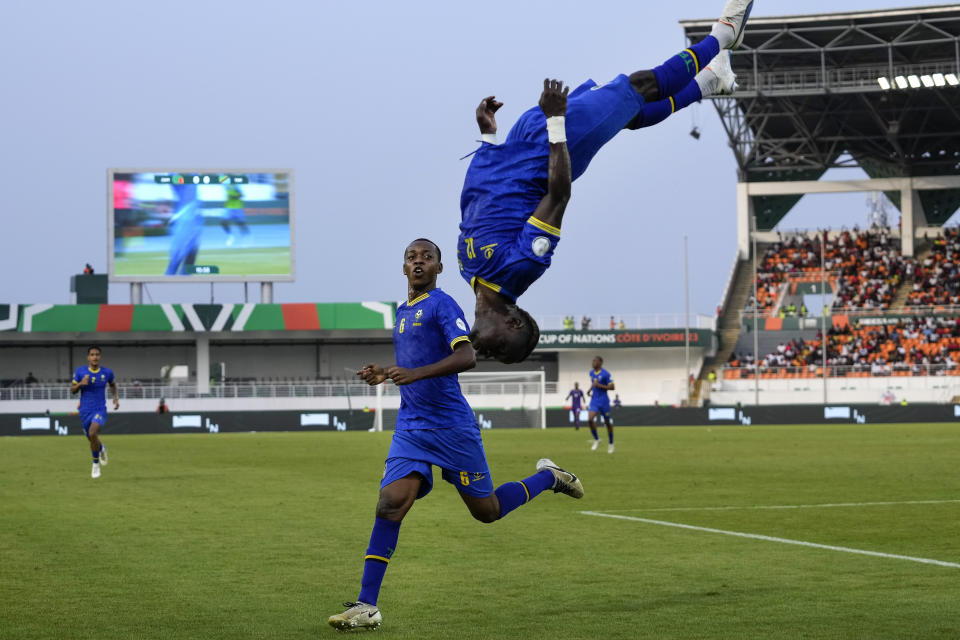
[220,184,250,246]
[565,381,586,430]
[70,346,118,478]
[327,239,584,632]
[462,0,752,364]
[587,356,615,453]
[164,182,205,275]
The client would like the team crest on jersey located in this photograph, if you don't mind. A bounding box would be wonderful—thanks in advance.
[456,318,467,331]
[415,309,423,320]
[471,472,486,482]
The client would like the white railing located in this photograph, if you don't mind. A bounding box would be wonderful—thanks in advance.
[535,313,715,331]
[0,381,560,402]
[721,364,960,380]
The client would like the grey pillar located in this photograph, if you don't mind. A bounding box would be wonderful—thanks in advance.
[196,335,210,395]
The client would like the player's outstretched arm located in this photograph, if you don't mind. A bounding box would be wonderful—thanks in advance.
[530,79,571,230]
[387,342,476,386]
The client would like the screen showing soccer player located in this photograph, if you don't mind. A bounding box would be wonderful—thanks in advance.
[110,170,293,280]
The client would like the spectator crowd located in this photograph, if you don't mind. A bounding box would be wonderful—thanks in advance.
[726,316,960,378]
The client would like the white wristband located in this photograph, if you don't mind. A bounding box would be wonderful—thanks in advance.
[546,116,566,144]
[481,132,497,144]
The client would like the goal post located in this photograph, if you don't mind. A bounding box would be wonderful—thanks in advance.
[458,370,547,429]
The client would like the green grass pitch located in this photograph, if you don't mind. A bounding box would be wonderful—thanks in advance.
[113,247,290,276]
[2,424,959,639]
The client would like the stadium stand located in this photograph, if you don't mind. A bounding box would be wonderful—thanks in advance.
[748,227,909,314]
[724,316,960,379]
[907,228,960,307]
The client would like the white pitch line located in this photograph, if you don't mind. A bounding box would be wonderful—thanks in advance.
[600,499,960,513]
[581,511,960,569]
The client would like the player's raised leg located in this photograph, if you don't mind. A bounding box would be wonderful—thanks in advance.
[625,51,736,130]
[627,0,753,104]
[457,458,583,523]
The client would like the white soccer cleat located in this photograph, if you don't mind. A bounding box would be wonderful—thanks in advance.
[327,601,382,631]
[718,0,755,50]
[225,234,235,247]
[91,463,101,479]
[607,444,615,454]
[99,445,108,466]
[536,458,584,499]
[590,439,600,451]
[706,51,738,95]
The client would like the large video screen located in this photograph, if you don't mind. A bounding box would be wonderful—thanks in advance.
[108,169,294,282]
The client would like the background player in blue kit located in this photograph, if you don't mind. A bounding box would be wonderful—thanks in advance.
[164,182,205,275]
[70,346,118,478]
[462,0,752,364]
[566,381,585,430]
[328,239,584,632]
[587,356,616,454]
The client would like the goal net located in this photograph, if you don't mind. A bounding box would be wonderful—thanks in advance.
[458,371,546,430]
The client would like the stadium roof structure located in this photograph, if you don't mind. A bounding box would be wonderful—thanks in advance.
[682,5,960,235]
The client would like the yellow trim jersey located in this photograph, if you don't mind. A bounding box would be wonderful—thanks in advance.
[393,288,476,430]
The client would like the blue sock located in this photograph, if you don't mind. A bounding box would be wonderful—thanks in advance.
[633,79,703,129]
[92,449,99,463]
[652,36,719,99]
[494,470,555,519]
[608,430,614,445]
[357,517,401,606]
[590,426,599,441]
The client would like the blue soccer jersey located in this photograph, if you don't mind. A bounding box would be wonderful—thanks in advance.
[393,288,476,430]
[73,366,114,414]
[165,184,205,275]
[567,388,585,409]
[458,74,644,301]
[589,367,613,410]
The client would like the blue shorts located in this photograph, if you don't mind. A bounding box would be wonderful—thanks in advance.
[505,74,645,182]
[382,427,494,499]
[589,399,611,420]
[80,409,107,436]
[466,216,561,302]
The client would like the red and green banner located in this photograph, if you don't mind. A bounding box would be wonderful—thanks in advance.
[0,303,395,333]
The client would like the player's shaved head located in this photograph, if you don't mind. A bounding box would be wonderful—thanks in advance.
[471,305,540,364]
[407,238,441,263]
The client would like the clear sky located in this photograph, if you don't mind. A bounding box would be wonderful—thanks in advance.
[0,0,932,319]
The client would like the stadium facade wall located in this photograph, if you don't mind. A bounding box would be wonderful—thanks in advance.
[2,343,703,407]
[710,375,959,405]
[1,342,397,382]
[555,349,701,407]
